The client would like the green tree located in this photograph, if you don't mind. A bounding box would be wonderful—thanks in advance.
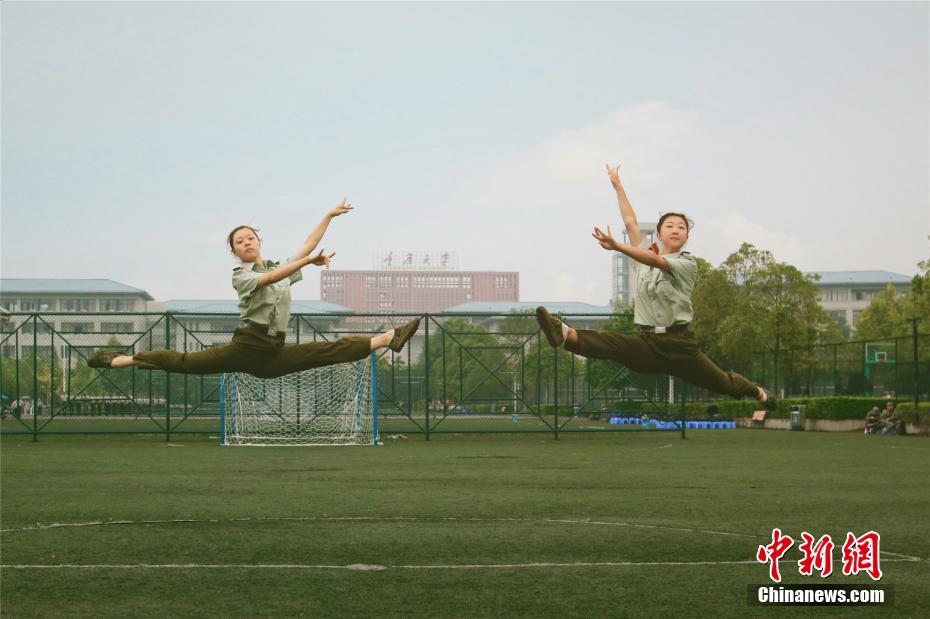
[855,285,907,340]
[691,243,841,394]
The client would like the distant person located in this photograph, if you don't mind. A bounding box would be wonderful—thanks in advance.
[879,401,902,435]
[536,164,777,409]
[88,201,419,377]
[864,406,882,435]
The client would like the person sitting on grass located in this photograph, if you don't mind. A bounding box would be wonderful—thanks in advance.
[879,401,902,435]
[536,164,777,410]
[864,406,883,435]
[88,199,419,378]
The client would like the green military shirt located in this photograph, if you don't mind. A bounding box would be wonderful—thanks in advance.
[232,257,303,334]
[633,242,699,328]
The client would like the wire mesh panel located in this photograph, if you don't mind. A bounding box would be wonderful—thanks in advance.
[221,355,376,446]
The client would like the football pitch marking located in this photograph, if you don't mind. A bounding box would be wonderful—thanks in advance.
[2,516,925,563]
[1,558,924,571]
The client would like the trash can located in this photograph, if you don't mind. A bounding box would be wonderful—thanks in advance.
[789,405,806,431]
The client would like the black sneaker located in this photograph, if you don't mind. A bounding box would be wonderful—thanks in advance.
[759,387,778,411]
[389,318,421,353]
[535,306,564,347]
[88,350,126,369]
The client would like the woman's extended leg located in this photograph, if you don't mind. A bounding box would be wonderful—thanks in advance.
[255,337,373,378]
[252,318,421,379]
[653,331,775,406]
[565,329,666,374]
[89,341,254,375]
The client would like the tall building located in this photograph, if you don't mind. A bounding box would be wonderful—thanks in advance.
[321,258,519,314]
[805,271,912,333]
[611,222,657,308]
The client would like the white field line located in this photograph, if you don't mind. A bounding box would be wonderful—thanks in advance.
[0,560,757,571]
[2,516,925,563]
[2,558,925,571]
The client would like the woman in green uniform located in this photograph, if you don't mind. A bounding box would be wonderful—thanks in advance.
[89,199,419,378]
[536,165,777,409]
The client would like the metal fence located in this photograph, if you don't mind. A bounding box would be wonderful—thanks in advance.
[1,312,925,440]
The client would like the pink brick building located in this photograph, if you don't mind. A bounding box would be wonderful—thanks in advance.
[320,270,519,314]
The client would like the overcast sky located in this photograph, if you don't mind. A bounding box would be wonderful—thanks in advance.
[2,1,928,305]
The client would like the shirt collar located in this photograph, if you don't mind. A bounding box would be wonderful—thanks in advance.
[241,259,277,272]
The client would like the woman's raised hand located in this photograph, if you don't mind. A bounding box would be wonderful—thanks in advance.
[328,197,353,218]
[592,225,620,251]
[308,248,336,268]
[606,163,622,189]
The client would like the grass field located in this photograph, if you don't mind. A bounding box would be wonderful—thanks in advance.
[2,429,928,617]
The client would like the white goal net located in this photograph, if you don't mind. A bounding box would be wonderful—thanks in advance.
[220,355,377,446]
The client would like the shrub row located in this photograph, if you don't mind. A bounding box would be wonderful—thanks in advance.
[677,397,926,423]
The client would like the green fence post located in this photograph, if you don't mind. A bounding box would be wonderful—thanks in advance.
[32,314,38,442]
[165,314,171,442]
[679,378,687,440]
[909,318,920,407]
[424,316,430,441]
[554,345,559,440]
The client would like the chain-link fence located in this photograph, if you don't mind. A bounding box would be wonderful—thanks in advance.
[740,334,929,400]
[2,312,925,439]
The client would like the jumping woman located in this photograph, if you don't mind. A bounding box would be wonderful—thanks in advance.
[536,165,778,410]
[89,199,419,377]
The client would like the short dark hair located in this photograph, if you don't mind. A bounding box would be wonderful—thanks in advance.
[657,212,694,231]
[227,225,261,254]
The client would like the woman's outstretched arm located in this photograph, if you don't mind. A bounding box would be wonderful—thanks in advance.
[293,198,353,259]
[592,225,668,272]
[256,249,334,287]
[606,164,643,248]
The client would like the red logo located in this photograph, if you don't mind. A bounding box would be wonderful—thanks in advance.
[841,531,882,581]
[756,528,795,583]
[798,532,835,577]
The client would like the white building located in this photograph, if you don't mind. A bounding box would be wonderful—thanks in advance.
[805,271,912,333]
[611,222,657,308]
[0,279,159,359]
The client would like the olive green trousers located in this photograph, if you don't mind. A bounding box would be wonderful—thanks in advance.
[133,326,371,379]
[566,327,760,399]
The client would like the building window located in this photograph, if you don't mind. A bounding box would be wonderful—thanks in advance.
[60,322,95,333]
[62,299,97,312]
[397,275,409,288]
[19,322,53,335]
[19,299,49,311]
[365,275,377,288]
[100,299,131,312]
[820,288,850,302]
[853,289,881,302]
[101,322,133,333]
[852,310,864,326]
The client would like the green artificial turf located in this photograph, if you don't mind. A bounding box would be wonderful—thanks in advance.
[2,430,927,617]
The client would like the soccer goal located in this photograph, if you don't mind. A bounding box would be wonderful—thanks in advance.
[220,354,378,446]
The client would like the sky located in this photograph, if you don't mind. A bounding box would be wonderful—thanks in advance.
[2,1,928,306]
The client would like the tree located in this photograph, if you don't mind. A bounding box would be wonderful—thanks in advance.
[691,243,842,394]
[854,285,906,340]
